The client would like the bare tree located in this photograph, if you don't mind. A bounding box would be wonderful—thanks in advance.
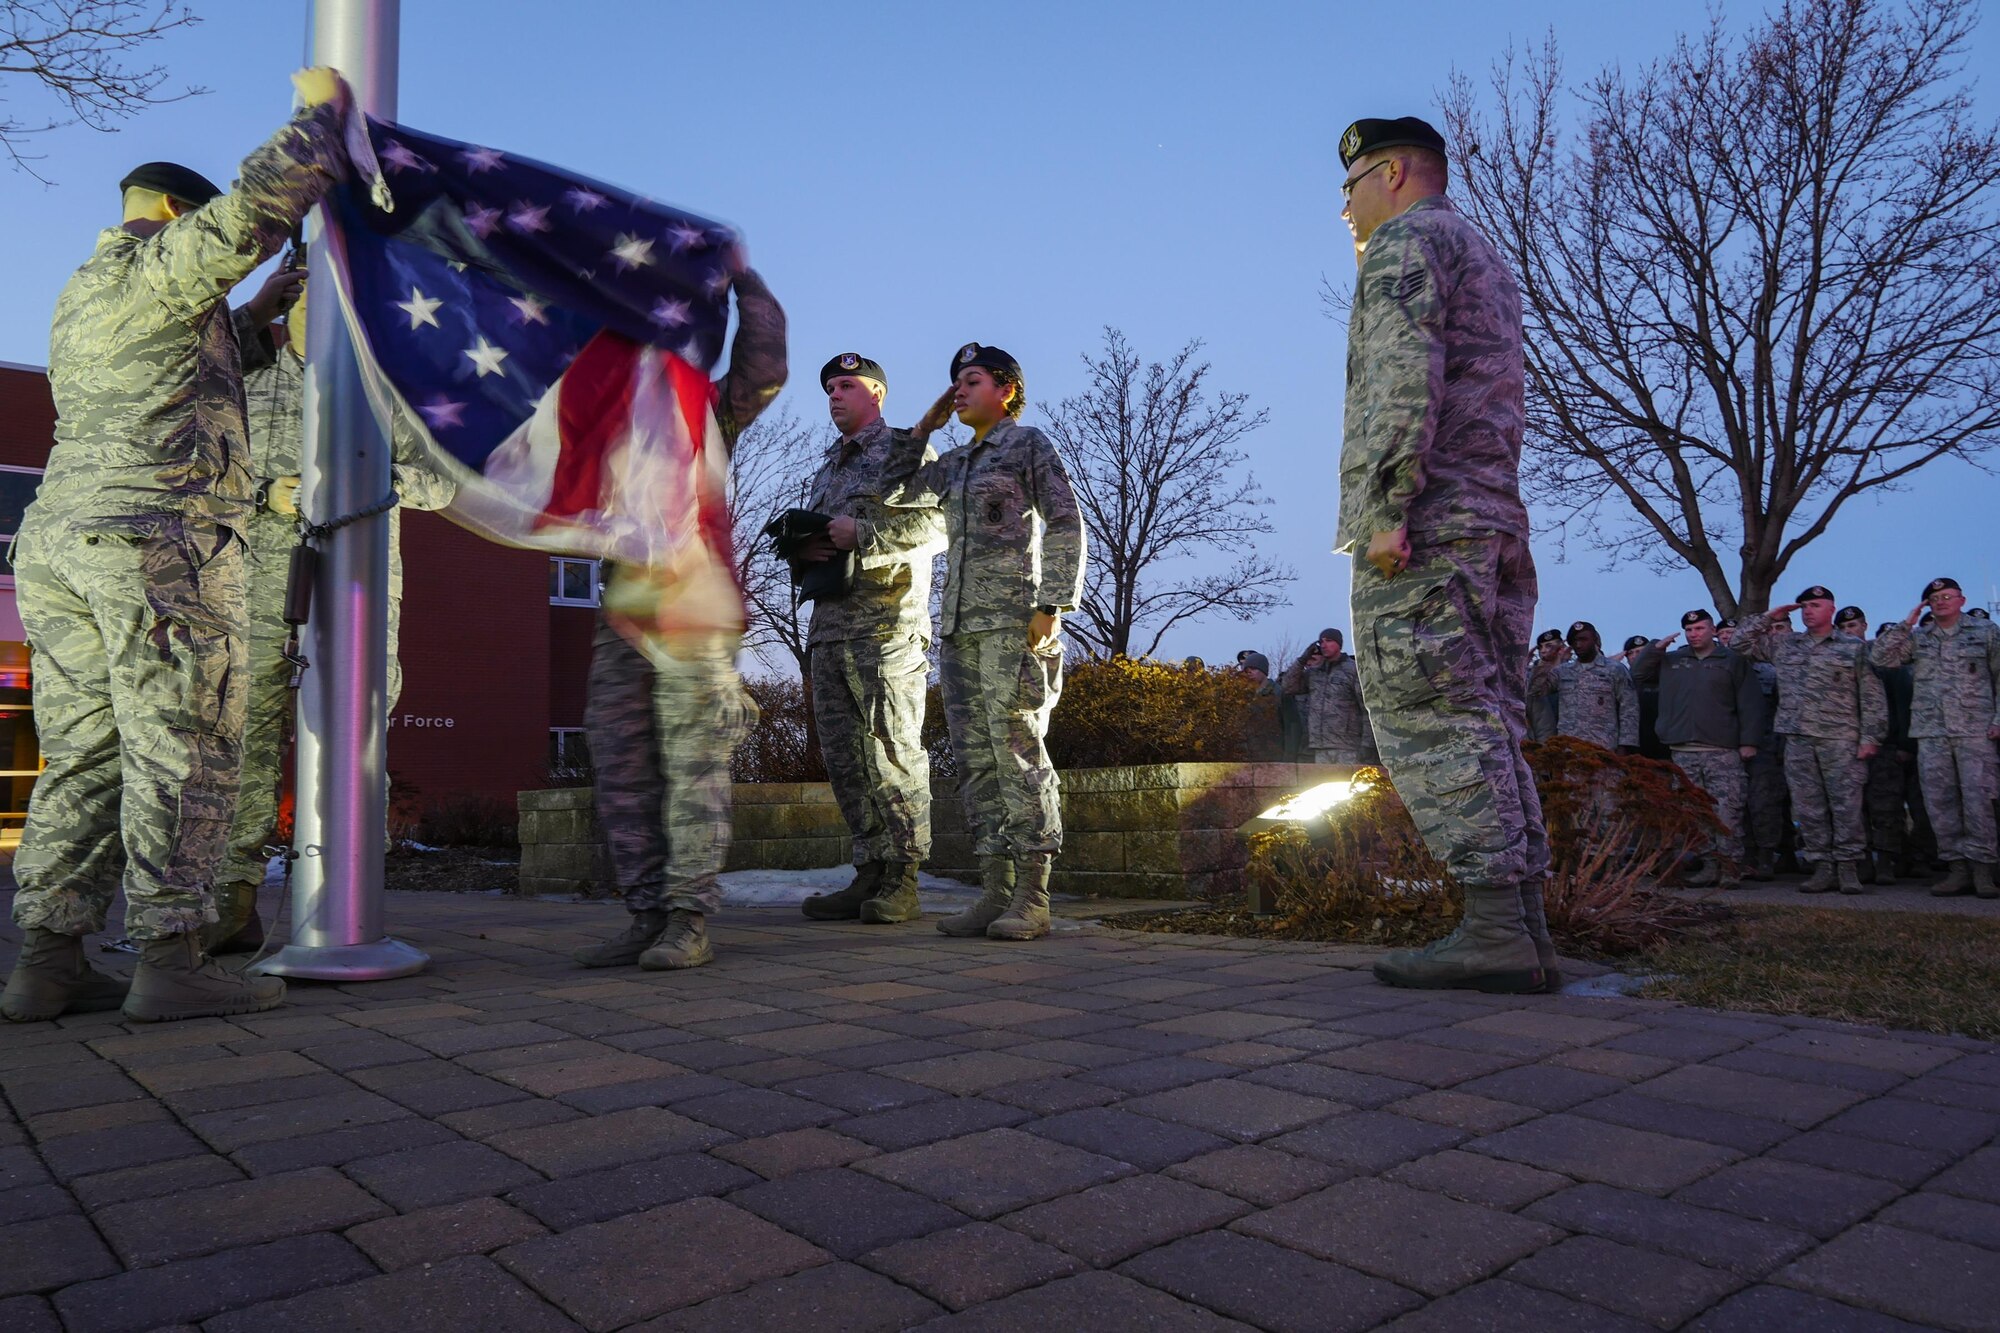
[728,406,819,678]
[2,1,204,179]
[1042,327,1291,659]
[1440,0,2000,615]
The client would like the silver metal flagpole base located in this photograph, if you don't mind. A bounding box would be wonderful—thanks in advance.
[250,938,428,982]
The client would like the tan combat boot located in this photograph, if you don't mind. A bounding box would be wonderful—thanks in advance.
[989,856,1053,941]
[1518,881,1563,992]
[124,933,284,1023]
[1373,886,1546,994]
[573,908,673,967]
[1836,861,1866,895]
[1974,863,1999,900]
[1933,862,1975,897]
[639,910,713,970]
[1797,861,1837,894]
[938,858,1014,938]
[1,928,130,1022]
[802,862,884,921]
[860,863,922,924]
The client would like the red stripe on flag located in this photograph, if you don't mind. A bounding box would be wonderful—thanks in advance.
[663,352,739,582]
[537,331,642,526]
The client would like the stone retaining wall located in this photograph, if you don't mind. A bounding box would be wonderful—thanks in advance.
[519,762,1347,900]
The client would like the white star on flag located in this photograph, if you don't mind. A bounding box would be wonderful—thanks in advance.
[465,204,504,238]
[667,222,710,253]
[463,337,510,378]
[609,233,655,271]
[418,396,466,429]
[509,293,550,325]
[650,297,692,327]
[564,187,608,213]
[396,287,443,330]
[507,201,552,234]
[704,266,731,295]
[460,145,505,173]
[380,140,431,173]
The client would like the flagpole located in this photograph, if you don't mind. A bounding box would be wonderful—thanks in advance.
[254,0,425,980]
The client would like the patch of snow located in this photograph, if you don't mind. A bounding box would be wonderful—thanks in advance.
[1562,971,1652,997]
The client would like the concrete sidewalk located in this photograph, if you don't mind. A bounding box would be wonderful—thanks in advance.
[2,887,1996,1331]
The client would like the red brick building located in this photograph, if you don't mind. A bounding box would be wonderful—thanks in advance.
[0,361,597,837]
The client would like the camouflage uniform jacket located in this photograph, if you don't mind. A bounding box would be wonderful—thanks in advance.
[240,341,460,514]
[1278,653,1376,755]
[1533,654,1639,750]
[714,269,787,450]
[1869,618,2000,739]
[1335,196,1531,554]
[32,103,348,535]
[1735,615,1888,743]
[889,416,1086,637]
[802,418,945,646]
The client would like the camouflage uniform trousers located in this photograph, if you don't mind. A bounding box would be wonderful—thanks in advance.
[585,621,757,916]
[939,628,1063,859]
[1916,737,1998,864]
[9,516,247,939]
[215,512,409,929]
[1783,736,1867,863]
[1865,751,1936,863]
[1743,747,1792,864]
[809,632,932,866]
[1671,748,1746,861]
[1350,534,1549,889]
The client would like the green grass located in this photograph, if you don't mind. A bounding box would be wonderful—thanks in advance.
[1639,905,2000,1041]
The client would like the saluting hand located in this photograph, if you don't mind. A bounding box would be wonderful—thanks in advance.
[1906,603,1927,627]
[1767,602,1802,618]
[1656,632,1679,649]
[912,388,956,441]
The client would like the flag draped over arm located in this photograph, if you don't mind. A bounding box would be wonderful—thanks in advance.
[318,117,745,633]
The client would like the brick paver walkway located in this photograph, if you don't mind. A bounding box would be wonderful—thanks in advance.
[3,890,1997,1332]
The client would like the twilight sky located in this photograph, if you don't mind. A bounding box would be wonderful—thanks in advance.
[3,0,1997,668]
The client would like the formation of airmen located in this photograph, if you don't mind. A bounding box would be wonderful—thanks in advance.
[4,75,1988,1024]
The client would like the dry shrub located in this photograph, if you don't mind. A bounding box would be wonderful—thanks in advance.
[1246,740,1722,956]
[412,793,518,848]
[1049,656,1280,769]
[734,675,826,783]
[1246,768,1461,947]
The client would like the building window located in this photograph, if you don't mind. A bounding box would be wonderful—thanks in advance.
[0,464,41,582]
[0,465,44,843]
[549,556,600,607]
[549,727,590,778]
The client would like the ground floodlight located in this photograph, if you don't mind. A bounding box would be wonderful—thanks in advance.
[1238,776,1362,917]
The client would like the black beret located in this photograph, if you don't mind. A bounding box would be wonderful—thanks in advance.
[1680,609,1713,627]
[119,161,221,207]
[1970,607,1992,620]
[1567,620,1596,638]
[1836,606,1867,625]
[1623,634,1651,652]
[1717,617,1738,630]
[950,342,1020,383]
[1923,576,1962,599]
[1796,585,1835,603]
[1338,116,1447,169]
[819,352,885,390]
[1536,629,1564,646]
[1875,623,1898,637]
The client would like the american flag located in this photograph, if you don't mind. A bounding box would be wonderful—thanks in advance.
[321,117,744,632]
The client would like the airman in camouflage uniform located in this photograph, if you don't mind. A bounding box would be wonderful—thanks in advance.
[1870,577,2000,898]
[887,344,1086,943]
[1529,621,1640,752]
[209,300,457,953]
[571,267,785,972]
[1278,628,1378,763]
[1332,117,1552,995]
[1735,586,1888,895]
[1525,630,1563,741]
[794,354,946,926]
[1,74,354,1027]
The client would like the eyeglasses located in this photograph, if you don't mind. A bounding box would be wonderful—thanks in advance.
[1341,160,1391,200]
